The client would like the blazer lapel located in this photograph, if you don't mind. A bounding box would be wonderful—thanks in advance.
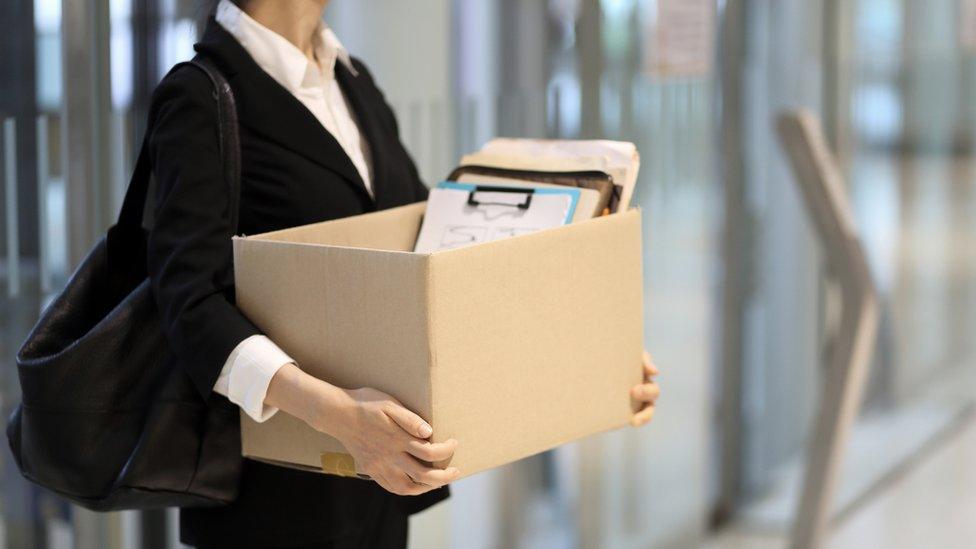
[335,61,390,208]
[194,21,374,203]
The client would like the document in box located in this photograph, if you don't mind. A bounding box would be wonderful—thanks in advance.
[413,182,580,253]
[452,173,606,222]
[462,138,640,212]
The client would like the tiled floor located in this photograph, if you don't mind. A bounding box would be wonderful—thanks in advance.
[827,415,976,549]
[707,415,976,549]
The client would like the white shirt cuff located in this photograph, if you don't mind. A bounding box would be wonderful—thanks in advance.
[213,334,294,422]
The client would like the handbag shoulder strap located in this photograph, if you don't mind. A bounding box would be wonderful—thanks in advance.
[118,55,241,232]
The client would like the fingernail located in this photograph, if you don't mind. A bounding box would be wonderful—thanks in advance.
[419,424,433,438]
[449,468,460,477]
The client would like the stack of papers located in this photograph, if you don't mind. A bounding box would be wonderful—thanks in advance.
[460,138,641,212]
[414,139,640,254]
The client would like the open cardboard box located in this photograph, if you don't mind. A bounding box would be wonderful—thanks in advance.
[232,202,644,479]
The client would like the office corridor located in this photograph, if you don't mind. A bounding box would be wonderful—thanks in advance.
[2,1,976,547]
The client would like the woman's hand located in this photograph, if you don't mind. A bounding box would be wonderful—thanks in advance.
[332,387,460,495]
[630,350,660,427]
[265,363,459,496]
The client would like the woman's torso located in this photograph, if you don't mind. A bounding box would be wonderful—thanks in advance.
[151,19,446,548]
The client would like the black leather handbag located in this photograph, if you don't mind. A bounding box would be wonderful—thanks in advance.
[7,56,243,511]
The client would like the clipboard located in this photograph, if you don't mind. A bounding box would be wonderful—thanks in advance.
[413,182,581,253]
[448,176,605,222]
[447,164,617,216]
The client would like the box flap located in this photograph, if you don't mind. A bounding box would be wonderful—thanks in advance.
[244,202,426,252]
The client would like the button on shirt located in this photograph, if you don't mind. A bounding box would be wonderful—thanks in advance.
[212,0,373,421]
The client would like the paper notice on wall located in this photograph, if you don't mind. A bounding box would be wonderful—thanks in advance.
[961,0,976,52]
[644,0,715,79]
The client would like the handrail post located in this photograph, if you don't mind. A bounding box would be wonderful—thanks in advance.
[36,114,51,295]
[776,110,880,549]
[4,117,20,297]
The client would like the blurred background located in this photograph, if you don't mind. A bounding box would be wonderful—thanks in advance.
[1,0,975,547]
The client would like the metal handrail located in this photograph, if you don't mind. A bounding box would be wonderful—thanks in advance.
[776,109,879,549]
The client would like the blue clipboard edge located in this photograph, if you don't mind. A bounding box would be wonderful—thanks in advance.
[436,181,581,225]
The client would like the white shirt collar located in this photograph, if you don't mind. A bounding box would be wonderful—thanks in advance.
[215,0,356,93]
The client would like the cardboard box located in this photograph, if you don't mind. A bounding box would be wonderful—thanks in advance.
[232,202,644,479]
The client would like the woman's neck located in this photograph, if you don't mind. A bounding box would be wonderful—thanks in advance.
[239,0,329,60]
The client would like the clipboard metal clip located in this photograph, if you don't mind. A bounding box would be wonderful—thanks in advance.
[466,185,534,210]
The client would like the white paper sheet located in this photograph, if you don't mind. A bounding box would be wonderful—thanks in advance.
[413,183,580,253]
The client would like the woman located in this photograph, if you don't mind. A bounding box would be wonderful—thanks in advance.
[147,0,661,547]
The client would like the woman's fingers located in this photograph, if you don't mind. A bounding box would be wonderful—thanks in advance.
[410,466,461,488]
[391,471,430,496]
[399,455,461,488]
[372,470,400,495]
[384,461,456,496]
[631,405,655,427]
[383,401,434,439]
[631,381,660,403]
[406,438,458,463]
[631,351,660,427]
[630,368,659,427]
[642,351,659,378]
[374,460,430,496]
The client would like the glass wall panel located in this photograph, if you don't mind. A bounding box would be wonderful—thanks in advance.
[723,0,976,538]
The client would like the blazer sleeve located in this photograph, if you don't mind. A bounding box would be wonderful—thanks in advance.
[146,67,260,399]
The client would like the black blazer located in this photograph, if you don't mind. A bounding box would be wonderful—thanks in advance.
[146,20,447,547]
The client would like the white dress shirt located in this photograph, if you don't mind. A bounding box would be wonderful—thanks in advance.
[212,0,373,422]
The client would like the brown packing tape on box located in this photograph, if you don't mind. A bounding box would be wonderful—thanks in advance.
[320,452,371,480]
